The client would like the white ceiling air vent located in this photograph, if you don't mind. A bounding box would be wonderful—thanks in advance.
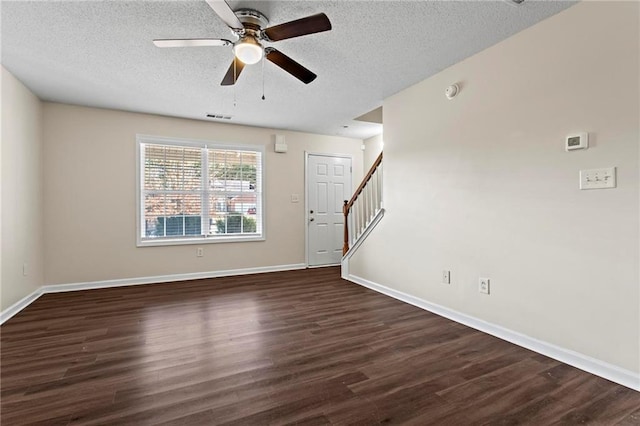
[206,114,232,120]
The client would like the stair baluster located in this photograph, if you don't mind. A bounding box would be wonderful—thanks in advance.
[343,152,383,255]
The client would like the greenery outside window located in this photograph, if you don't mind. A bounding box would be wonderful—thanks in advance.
[137,135,264,246]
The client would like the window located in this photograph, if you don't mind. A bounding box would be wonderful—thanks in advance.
[137,135,264,246]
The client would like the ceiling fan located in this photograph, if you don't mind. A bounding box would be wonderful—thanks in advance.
[153,0,332,85]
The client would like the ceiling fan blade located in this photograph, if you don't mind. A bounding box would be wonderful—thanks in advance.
[221,57,246,86]
[263,13,331,42]
[265,48,317,84]
[205,0,244,30]
[153,38,232,48]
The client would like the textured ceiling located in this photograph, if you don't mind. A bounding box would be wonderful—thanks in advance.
[1,0,575,139]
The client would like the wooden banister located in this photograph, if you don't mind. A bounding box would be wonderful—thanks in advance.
[345,152,383,212]
[343,152,383,255]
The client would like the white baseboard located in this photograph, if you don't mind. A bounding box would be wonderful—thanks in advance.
[41,263,307,294]
[345,273,640,392]
[0,288,45,325]
[1,263,306,325]
[307,263,340,269]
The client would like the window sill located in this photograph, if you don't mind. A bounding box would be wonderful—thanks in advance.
[137,235,265,247]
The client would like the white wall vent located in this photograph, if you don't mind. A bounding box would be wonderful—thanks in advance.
[206,114,232,120]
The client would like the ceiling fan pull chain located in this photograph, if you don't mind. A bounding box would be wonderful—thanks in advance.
[261,54,266,100]
[233,59,237,107]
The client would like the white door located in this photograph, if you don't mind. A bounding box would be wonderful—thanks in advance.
[307,154,352,266]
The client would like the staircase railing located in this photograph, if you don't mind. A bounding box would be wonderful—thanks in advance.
[343,152,383,255]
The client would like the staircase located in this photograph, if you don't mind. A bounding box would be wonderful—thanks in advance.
[342,152,384,257]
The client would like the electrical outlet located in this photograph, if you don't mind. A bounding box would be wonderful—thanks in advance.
[196,247,204,257]
[442,270,451,284]
[23,263,28,277]
[479,278,490,294]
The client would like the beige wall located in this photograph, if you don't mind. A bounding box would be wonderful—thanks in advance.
[349,2,639,373]
[43,104,363,285]
[364,134,383,172]
[1,66,45,310]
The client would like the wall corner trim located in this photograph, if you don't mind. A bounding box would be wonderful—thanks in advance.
[344,273,640,392]
[0,263,306,325]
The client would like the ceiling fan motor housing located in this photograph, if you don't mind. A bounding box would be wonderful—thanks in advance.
[234,9,269,35]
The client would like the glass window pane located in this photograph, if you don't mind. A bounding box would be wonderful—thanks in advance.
[145,193,202,238]
[209,150,257,193]
[144,193,166,237]
[163,194,202,236]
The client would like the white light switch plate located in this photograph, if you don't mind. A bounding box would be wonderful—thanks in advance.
[580,167,616,190]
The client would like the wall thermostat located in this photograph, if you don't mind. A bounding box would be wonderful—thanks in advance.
[566,132,588,151]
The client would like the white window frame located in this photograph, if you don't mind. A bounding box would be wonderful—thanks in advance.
[136,134,266,247]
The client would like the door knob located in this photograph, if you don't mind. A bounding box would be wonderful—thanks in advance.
[310,218,315,222]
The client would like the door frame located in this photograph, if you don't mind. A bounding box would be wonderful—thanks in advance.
[304,151,354,268]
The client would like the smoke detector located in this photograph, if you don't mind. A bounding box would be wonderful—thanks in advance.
[445,83,460,100]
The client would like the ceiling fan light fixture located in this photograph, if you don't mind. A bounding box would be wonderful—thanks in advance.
[234,36,263,65]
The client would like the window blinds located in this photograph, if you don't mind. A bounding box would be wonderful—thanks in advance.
[139,139,263,242]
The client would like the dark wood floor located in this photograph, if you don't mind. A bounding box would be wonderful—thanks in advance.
[1,267,639,425]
